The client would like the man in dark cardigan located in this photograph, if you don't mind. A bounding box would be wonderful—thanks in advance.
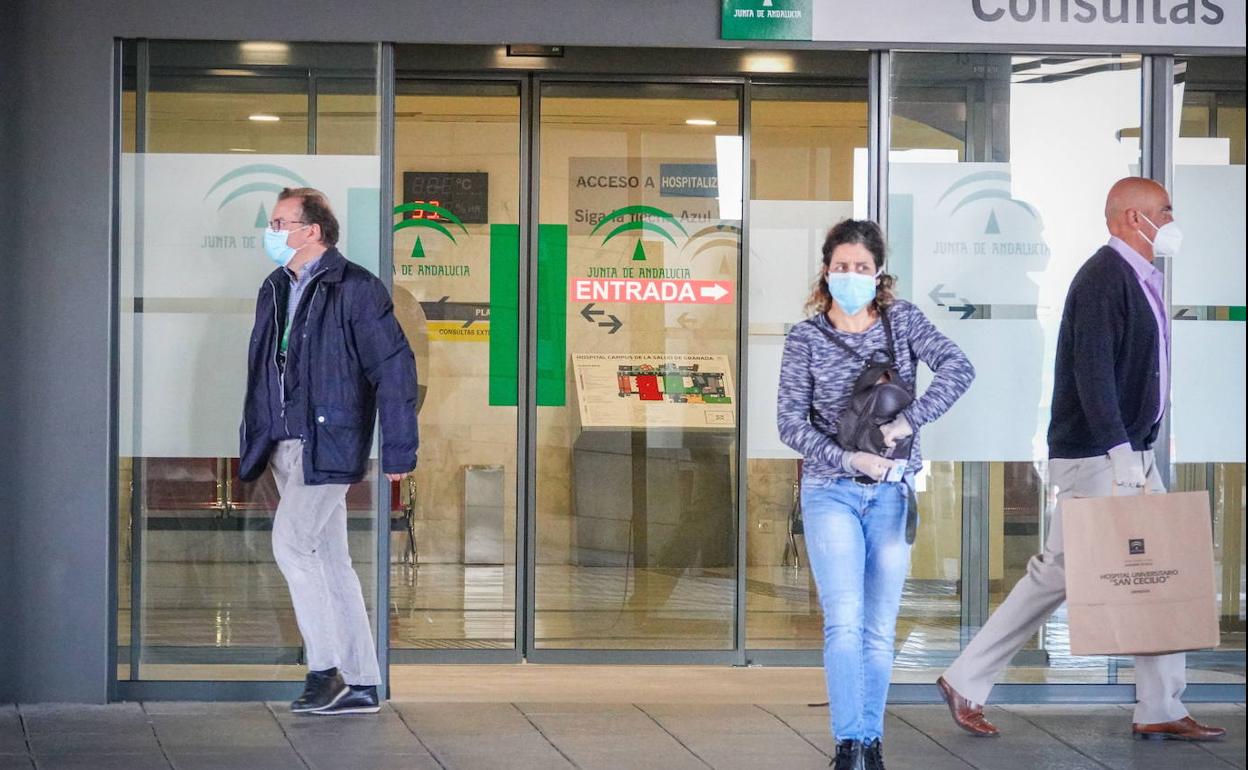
[935,177,1226,743]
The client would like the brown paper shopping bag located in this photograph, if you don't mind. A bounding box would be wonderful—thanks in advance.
[1063,490,1219,657]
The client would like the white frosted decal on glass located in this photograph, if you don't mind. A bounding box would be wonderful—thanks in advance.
[138,313,252,459]
[120,153,382,458]
[748,199,853,326]
[746,199,853,459]
[1173,163,1246,308]
[748,335,800,460]
[122,153,381,299]
[915,321,1050,462]
[1172,323,1247,463]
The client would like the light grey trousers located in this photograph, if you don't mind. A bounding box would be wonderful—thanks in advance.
[943,449,1188,725]
[270,440,381,686]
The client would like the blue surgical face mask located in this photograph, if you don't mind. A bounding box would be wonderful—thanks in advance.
[263,225,307,267]
[826,272,878,316]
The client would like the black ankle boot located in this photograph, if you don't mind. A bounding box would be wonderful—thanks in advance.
[862,738,885,770]
[831,739,861,770]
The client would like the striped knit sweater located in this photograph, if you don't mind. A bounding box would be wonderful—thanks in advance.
[777,300,975,481]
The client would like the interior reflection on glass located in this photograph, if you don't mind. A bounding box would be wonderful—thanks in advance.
[389,81,522,652]
[887,53,1153,683]
[535,83,742,650]
[1170,55,1246,676]
[744,84,873,651]
[117,42,382,681]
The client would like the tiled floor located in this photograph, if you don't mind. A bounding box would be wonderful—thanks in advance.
[2,701,1243,769]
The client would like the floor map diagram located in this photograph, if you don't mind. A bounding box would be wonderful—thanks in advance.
[614,363,732,405]
[573,354,736,429]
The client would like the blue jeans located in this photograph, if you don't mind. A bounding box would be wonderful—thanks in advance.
[802,477,911,741]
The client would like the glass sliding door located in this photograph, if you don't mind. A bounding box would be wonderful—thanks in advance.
[1170,56,1246,685]
[390,79,523,656]
[888,52,1145,684]
[743,82,870,653]
[117,41,384,683]
[532,83,743,652]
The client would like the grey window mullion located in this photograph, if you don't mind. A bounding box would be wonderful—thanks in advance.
[869,51,891,229]
[735,79,751,664]
[307,69,318,155]
[375,41,395,698]
[960,462,991,643]
[128,37,151,684]
[1144,56,1175,485]
[520,74,541,659]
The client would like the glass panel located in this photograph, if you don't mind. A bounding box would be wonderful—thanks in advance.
[117,41,382,681]
[390,80,521,651]
[889,53,1143,685]
[744,83,869,650]
[535,83,742,650]
[1171,56,1246,685]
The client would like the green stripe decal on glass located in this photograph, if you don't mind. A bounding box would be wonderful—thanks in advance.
[487,224,568,407]
[537,225,568,407]
[489,225,520,406]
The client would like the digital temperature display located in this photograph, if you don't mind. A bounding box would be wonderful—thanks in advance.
[402,171,489,224]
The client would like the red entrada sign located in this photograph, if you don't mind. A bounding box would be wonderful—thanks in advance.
[571,278,735,305]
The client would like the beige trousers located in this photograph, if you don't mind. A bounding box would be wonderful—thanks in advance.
[270,440,381,686]
[943,449,1188,725]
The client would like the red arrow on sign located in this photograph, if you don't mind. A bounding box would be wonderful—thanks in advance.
[570,278,735,305]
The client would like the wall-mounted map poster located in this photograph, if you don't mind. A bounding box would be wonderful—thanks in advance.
[572,353,736,429]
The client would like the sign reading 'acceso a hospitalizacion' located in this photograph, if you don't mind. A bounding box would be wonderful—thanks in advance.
[721,0,1245,48]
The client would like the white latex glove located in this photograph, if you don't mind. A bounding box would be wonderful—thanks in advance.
[848,451,892,482]
[1108,444,1148,488]
[880,414,913,449]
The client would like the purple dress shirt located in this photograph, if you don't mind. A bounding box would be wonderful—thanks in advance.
[1107,236,1170,427]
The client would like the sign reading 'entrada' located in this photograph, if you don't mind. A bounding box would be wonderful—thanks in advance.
[721,0,1245,48]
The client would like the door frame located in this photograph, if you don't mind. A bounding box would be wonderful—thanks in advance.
[389,56,880,666]
[111,41,1247,706]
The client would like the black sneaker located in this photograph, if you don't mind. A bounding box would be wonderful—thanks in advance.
[831,739,861,770]
[863,738,886,770]
[311,685,380,716]
[290,669,348,714]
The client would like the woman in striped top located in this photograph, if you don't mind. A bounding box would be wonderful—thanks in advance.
[777,219,974,770]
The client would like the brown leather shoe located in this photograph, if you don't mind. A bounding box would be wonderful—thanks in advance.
[1132,716,1226,742]
[937,677,1000,737]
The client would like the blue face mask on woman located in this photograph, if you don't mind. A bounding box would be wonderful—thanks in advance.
[826,272,878,315]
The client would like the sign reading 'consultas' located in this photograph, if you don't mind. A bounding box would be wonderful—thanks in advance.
[721,0,1245,49]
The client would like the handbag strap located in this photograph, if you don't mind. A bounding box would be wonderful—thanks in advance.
[808,306,897,366]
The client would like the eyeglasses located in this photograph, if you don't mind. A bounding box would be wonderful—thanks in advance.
[267,218,308,231]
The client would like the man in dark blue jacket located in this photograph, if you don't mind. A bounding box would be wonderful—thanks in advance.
[240,187,418,716]
[938,177,1224,742]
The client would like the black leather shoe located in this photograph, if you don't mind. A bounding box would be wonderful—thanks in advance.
[311,684,381,715]
[291,669,347,713]
[862,739,886,770]
[831,739,861,770]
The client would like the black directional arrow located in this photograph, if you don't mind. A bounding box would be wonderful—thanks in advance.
[580,303,605,323]
[598,314,623,334]
[948,302,977,320]
[419,296,491,328]
[1173,307,1198,320]
[676,312,697,329]
[929,284,956,306]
